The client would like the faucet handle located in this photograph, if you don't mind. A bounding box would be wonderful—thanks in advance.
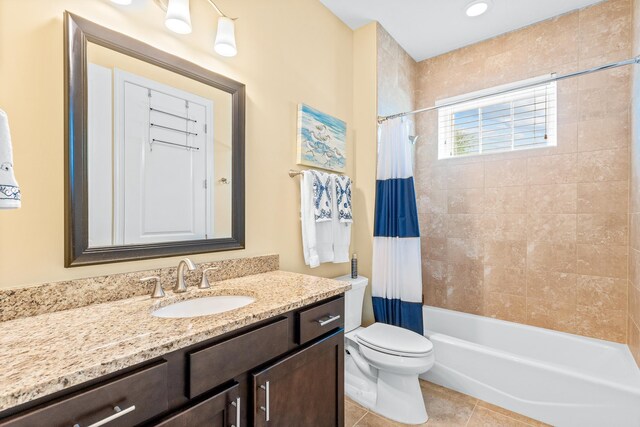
[141,276,164,298]
[200,267,219,289]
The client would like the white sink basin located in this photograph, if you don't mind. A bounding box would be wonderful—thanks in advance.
[152,296,255,319]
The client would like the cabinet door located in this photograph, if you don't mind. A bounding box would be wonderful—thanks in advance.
[153,382,241,427]
[252,330,344,427]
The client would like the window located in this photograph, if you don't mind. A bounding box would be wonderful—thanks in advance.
[437,77,557,159]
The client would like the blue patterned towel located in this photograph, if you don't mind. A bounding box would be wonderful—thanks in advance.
[335,174,352,223]
[311,170,332,222]
[0,109,20,209]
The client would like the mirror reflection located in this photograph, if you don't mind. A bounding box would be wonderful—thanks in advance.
[86,42,233,248]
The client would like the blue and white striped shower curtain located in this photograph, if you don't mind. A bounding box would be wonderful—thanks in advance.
[372,118,423,335]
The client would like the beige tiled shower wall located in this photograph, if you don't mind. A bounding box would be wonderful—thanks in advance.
[629,0,640,365]
[377,25,417,117]
[416,0,632,342]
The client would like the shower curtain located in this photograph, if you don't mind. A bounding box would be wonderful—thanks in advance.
[372,117,423,335]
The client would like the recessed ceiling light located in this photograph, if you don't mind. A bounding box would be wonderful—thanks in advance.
[110,0,133,5]
[465,0,490,17]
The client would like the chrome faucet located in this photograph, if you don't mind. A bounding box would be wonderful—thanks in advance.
[175,258,196,293]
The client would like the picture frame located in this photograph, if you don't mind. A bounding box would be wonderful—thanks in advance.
[296,103,346,172]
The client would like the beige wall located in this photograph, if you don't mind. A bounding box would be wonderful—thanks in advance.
[630,0,640,365]
[0,0,377,289]
[416,0,632,342]
[352,22,378,326]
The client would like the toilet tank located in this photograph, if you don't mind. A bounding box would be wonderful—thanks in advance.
[334,275,369,332]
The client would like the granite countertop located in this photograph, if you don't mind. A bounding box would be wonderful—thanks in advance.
[0,270,350,412]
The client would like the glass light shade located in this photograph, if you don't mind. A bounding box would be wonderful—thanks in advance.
[165,0,192,34]
[110,0,133,4]
[214,16,237,57]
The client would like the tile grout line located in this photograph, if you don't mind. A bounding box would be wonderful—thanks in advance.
[352,410,369,427]
[481,406,539,427]
[464,400,479,427]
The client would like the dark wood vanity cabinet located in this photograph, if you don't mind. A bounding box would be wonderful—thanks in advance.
[187,319,290,399]
[0,361,169,427]
[0,295,345,427]
[154,383,241,427]
[253,331,344,427]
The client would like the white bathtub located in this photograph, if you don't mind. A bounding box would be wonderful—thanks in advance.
[420,306,640,427]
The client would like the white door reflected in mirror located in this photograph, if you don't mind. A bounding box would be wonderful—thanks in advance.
[85,42,233,248]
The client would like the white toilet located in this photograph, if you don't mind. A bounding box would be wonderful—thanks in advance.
[335,275,434,425]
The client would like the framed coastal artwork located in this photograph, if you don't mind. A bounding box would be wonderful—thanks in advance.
[296,103,347,172]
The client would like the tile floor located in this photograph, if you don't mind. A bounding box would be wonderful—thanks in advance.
[345,380,550,427]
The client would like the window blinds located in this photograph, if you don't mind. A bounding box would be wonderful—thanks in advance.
[437,80,557,159]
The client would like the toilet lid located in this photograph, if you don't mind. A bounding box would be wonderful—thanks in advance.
[356,323,433,357]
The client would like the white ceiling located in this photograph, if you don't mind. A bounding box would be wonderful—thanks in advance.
[319,0,605,61]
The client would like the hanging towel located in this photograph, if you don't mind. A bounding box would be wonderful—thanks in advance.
[372,117,423,335]
[301,170,334,268]
[331,174,352,263]
[0,109,20,209]
[334,175,352,223]
[311,170,332,222]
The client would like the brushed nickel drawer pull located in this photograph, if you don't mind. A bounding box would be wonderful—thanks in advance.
[230,396,241,427]
[260,381,270,421]
[317,314,341,326]
[73,405,136,427]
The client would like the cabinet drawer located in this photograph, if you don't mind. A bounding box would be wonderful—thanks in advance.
[296,297,344,345]
[0,361,168,427]
[154,382,240,427]
[188,318,289,398]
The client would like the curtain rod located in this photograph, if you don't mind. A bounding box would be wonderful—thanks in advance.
[377,55,640,124]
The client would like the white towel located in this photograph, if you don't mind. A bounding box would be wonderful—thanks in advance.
[0,109,20,209]
[301,171,333,268]
[334,175,352,223]
[331,174,351,263]
[310,170,332,222]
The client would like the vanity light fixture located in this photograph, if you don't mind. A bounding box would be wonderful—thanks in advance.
[465,0,491,17]
[165,0,193,34]
[214,16,237,57]
[148,0,238,56]
[111,0,238,56]
[206,0,238,57]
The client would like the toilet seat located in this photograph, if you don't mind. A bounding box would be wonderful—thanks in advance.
[356,323,433,358]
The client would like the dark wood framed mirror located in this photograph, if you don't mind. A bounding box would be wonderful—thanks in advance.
[64,12,245,267]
